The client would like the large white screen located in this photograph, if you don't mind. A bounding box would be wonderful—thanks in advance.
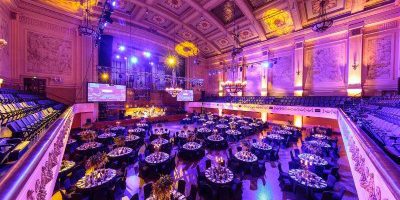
[177,90,193,101]
[87,83,126,102]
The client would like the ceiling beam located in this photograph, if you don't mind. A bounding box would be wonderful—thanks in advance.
[288,0,303,31]
[185,0,235,44]
[234,0,267,41]
[130,0,221,54]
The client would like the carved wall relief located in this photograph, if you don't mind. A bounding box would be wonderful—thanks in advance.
[26,31,72,76]
[364,34,393,80]
[304,42,346,86]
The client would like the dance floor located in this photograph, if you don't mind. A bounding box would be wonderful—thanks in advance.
[118,121,358,200]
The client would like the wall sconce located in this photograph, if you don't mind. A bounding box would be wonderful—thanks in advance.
[352,62,359,70]
[0,39,7,49]
[0,78,3,88]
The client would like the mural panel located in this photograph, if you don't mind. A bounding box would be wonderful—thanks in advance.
[271,55,294,89]
[0,13,10,77]
[364,34,393,80]
[26,32,72,75]
[305,42,345,86]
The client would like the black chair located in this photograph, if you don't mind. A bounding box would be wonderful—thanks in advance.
[206,159,212,169]
[198,183,214,200]
[130,193,139,200]
[187,184,198,200]
[177,179,186,195]
[144,183,153,199]
[326,174,337,190]
[277,163,290,180]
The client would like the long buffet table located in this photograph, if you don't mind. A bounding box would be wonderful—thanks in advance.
[188,101,400,200]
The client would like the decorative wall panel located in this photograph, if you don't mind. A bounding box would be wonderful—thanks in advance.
[364,34,394,80]
[0,8,10,78]
[245,66,261,96]
[26,32,73,75]
[271,54,294,90]
[304,42,346,87]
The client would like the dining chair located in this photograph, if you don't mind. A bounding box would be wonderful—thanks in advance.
[177,179,186,195]
[143,183,153,199]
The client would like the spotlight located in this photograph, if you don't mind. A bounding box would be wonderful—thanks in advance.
[143,51,151,58]
[115,55,120,59]
[100,72,110,82]
[111,1,117,7]
[130,56,138,64]
[124,56,127,60]
[104,11,113,24]
[150,62,154,66]
[261,61,270,68]
[118,45,126,52]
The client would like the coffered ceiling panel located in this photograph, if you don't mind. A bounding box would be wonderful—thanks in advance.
[156,0,193,17]
[34,0,394,57]
[247,0,275,10]
[143,11,174,29]
[211,1,245,25]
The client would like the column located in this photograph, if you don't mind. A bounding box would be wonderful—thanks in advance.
[218,108,223,116]
[294,115,303,128]
[347,22,364,97]
[294,39,304,96]
[261,111,268,122]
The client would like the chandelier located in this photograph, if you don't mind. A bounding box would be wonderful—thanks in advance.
[78,1,97,37]
[221,80,247,94]
[221,3,246,96]
[0,39,7,49]
[165,69,183,97]
[312,0,333,32]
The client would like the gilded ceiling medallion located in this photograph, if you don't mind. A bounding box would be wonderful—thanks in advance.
[180,31,193,40]
[39,0,97,13]
[263,9,294,36]
[164,0,183,9]
[175,41,199,57]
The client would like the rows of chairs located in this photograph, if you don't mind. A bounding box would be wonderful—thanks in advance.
[345,95,400,163]
[201,96,350,108]
[0,89,66,166]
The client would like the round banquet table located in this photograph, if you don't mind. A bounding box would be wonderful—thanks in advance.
[219,118,229,124]
[240,125,253,135]
[205,121,215,127]
[145,152,170,165]
[97,132,116,144]
[215,124,229,133]
[225,129,242,141]
[76,142,102,154]
[179,142,204,160]
[251,142,272,159]
[147,190,186,200]
[107,147,133,161]
[128,127,146,137]
[275,130,292,136]
[181,117,192,124]
[75,168,117,191]
[197,127,212,139]
[136,123,149,130]
[108,126,125,134]
[124,134,142,147]
[312,134,335,141]
[288,169,327,194]
[197,118,207,124]
[266,134,284,141]
[204,166,234,185]
[234,151,258,163]
[150,138,170,153]
[302,140,331,156]
[298,153,328,166]
[206,135,227,150]
[59,160,76,175]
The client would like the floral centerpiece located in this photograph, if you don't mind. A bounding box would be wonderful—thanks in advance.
[153,175,174,200]
[85,152,108,170]
[114,136,125,147]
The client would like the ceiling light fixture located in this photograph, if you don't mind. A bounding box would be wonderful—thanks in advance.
[312,0,333,32]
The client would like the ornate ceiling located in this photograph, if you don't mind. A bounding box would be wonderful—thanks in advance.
[34,0,391,57]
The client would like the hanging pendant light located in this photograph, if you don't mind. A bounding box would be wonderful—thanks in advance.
[312,0,333,32]
[78,1,97,37]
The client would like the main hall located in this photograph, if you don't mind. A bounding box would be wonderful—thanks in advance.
[0,1,399,200]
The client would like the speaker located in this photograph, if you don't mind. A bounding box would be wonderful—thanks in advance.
[98,35,113,67]
[398,77,400,95]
